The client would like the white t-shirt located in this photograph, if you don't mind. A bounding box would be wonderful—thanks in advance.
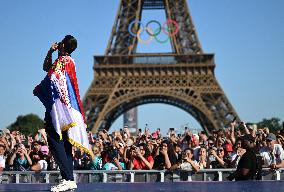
[180,160,198,170]
[0,155,6,168]
[260,144,284,166]
[38,160,48,170]
[231,152,241,167]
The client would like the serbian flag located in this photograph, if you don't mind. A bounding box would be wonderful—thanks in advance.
[34,56,91,155]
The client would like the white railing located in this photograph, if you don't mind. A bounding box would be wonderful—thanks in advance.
[0,168,283,184]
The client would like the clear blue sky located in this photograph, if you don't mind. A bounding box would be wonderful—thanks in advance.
[0,0,283,134]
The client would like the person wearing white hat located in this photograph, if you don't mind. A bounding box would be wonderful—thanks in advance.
[260,133,284,169]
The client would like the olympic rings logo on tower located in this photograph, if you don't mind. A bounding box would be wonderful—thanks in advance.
[128,19,179,44]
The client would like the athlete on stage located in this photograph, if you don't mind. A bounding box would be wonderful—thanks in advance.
[34,35,91,192]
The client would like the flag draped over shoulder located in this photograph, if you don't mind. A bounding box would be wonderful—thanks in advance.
[34,56,91,155]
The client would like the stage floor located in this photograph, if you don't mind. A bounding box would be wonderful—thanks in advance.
[0,181,283,192]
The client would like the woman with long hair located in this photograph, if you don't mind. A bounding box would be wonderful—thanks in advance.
[198,147,208,169]
[153,140,177,170]
[129,143,154,170]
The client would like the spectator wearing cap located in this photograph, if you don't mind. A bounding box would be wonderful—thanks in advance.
[41,145,49,156]
[227,134,257,181]
[30,150,49,171]
[260,133,284,169]
[224,143,234,167]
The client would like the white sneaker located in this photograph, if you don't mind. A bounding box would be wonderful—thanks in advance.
[67,180,77,190]
[51,179,66,192]
[51,179,77,192]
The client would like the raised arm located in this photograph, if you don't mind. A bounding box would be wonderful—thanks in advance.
[230,122,236,145]
[43,43,58,72]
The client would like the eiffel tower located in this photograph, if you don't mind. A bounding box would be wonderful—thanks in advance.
[83,0,240,134]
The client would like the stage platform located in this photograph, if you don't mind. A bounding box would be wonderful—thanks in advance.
[0,181,284,192]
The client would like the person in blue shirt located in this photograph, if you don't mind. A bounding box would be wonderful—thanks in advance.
[101,148,125,170]
[8,143,32,171]
[88,146,103,170]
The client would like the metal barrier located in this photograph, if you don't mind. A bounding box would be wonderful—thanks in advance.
[0,168,283,184]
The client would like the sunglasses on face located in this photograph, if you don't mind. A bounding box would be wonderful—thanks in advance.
[217,149,224,152]
[182,152,191,155]
[208,143,214,145]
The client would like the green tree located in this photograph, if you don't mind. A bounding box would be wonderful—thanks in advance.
[257,117,282,133]
[7,113,44,136]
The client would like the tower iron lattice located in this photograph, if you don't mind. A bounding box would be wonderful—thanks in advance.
[83,0,240,134]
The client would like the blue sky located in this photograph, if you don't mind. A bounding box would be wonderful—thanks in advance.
[0,0,283,134]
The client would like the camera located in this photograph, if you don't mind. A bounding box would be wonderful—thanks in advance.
[130,145,137,151]
[208,147,217,161]
[185,135,191,142]
[108,148,119,159]
[16,143,24,149]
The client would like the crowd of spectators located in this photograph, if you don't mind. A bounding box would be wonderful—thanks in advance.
[0,121,284,176]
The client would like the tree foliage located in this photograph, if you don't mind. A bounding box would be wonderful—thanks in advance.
[7,113,44,136]
[256,117,282,133]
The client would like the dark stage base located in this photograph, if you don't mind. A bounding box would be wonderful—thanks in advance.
[0,181,284,192]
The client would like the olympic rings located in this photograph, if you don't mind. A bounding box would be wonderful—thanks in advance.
[137,27,154,45]
[128,20,144,37]
[162,19,179,37]
[154,27,170,44]
[146,20,161,36]
[128,19,179,44]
